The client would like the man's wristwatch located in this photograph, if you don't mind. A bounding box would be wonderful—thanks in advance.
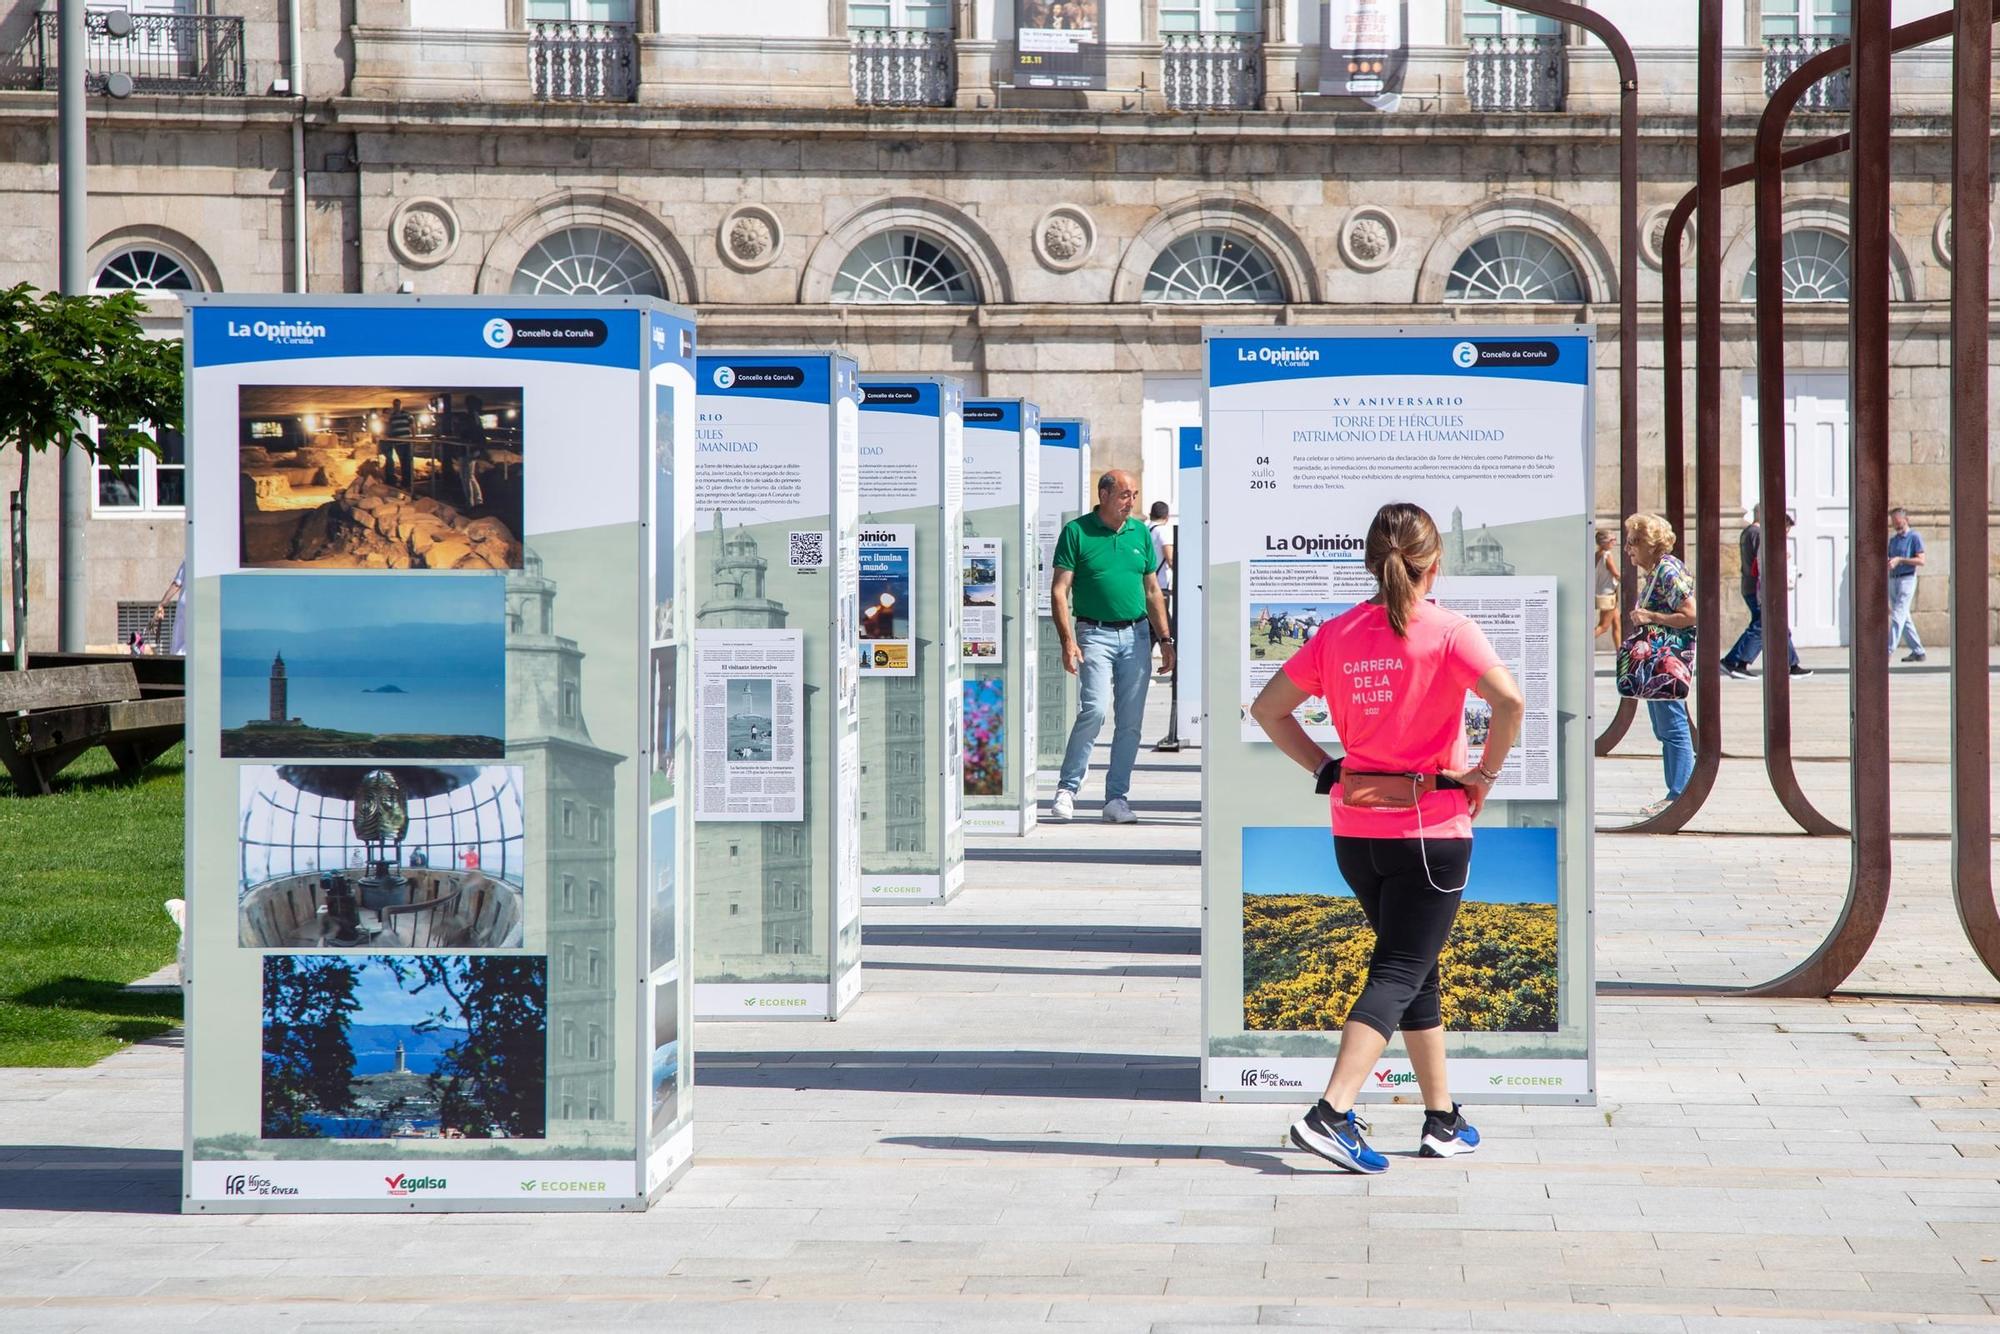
[1158,636,1175,646]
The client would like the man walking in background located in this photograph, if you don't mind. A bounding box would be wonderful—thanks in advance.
[1889,506,1927,663]
[1048,470,1175,824]
[1148,500,1175,676]
[1721,505,1810,680]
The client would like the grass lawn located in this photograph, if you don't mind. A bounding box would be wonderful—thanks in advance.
[0,744,184,1066]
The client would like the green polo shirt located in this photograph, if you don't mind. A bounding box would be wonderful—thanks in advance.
[1053,512,1152,623]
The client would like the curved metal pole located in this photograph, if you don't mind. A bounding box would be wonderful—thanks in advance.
[1491,1,1644,758]
[1742,0,1894,999]
[1948,0,1999,981]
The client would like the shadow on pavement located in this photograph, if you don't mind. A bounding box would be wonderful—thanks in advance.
[966,847,1201,866]
[880,1135,1298,1175]
[864,959,1201,979]
[697,1050,1199,1101]
[864,924,1197,954]
[0,1146,180,1214]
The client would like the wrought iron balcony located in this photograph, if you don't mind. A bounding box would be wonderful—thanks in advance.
[1465,33,1564,113]
[1764,33,1850,111]
[2,12,245,95]
[529,20,636,103]
[1162,31,1261,111]
[850,25,954,107]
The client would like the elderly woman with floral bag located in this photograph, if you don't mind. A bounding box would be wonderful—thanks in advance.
[1617,513,1697,817]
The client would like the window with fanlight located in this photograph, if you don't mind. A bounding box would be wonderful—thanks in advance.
[1740,227,1851,303]
[1444,229,1586,303]
[510,226,664,297]
[1142,230,1287,304]
[93,246,198,295]
[831,230,979,304]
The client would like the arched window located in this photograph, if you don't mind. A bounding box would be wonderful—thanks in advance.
[831,230,978,304]
[1446,230,1584,302]
[510,227,664,297]
[1740,227,1851,303]
[94,247,197,294]
[1142,230,1286,303]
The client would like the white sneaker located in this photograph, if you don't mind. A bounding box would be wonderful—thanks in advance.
[1102,796,1138,824]
[1050,789,1075,822]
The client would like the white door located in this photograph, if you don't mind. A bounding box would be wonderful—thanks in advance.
[1740,370,1850,647]
[1140,374,1202,518]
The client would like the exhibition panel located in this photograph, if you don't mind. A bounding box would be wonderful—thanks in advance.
[856,377,968,905]
[182,295,696,1211]
[1034,419,1091,780]
[1200,326,1596,1104]
[691,352,864,1020]
[1176,426,1204,743]
[960,398,1042,836]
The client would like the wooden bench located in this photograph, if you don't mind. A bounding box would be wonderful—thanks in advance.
[0,663,185,795]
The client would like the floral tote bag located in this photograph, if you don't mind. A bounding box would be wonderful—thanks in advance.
[1616,556,1696,700]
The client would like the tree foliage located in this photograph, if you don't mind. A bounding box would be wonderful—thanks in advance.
[260,955,362,1137]
[399,955,548,1138]
[0,283,182,470]
[1243,895,1558,1034]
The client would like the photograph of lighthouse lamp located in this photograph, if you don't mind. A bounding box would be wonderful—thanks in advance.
[1241,825,1558,1033]
[236,764,527,950]
[261,953,546,1140]
[219,573,505,759]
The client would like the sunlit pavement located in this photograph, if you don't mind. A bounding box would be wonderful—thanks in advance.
[5,676,2000,1331]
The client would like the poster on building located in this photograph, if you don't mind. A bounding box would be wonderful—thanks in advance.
[692,352,861,1020]
[1201,325,1594,1105]
[1321,0,1407,108]
[858,527,916,676]
[1013,0,1106,90]
[962,538,1004,662]
[1175,426,1204,741]
[182,296,697,1211]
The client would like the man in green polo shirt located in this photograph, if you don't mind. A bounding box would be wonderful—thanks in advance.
[1048,469,1175,824]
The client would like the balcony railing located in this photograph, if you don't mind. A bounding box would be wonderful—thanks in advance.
[1765,33,1850,112]
[1,12,245,95]
[1162,31,1261,111]
[529,20,636,103]
[1465,33,1565,113]
[850,26,954,107]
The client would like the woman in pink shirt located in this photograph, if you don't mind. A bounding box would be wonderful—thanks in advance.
[1249,502,1525,1175]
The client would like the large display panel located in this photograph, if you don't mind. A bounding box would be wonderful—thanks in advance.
[1201,326,1595,1104]
[857,377,967,905]
[961,398,1040,836]
[183,296,696,1211]
[1175,425,1203,742]
[692,352,863,1020]
[1034,418,1090,780]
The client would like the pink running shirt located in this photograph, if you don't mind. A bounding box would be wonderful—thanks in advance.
[1280,600,1502,839]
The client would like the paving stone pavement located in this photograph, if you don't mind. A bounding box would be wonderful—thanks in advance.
[5,675,2000,1332]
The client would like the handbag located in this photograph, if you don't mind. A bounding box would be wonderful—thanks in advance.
[1616,561,1696,700]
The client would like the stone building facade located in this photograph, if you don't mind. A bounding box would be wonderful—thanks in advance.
[0,0,1987,650]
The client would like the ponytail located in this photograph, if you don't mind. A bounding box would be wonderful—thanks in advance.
[1364,502,1443,639]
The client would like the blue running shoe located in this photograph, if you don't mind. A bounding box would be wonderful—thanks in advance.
[1289,1101,1389,1174]
[1419,1103,1480,1158]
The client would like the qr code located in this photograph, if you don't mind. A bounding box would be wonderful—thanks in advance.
[788,530,828,570]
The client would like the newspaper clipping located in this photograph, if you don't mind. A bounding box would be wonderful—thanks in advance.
[963,538,1003,662]
[859,527,916,677]
[695,628,806,821]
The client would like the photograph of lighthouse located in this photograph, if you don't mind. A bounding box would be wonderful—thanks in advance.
[219,573,507,759]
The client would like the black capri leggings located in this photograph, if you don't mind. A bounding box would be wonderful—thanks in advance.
[1332,835,1473,1039]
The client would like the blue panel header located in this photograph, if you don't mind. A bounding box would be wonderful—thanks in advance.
[1039,419,1088,449]
[191,306,644,370]
[699,354,836,404]
[964,399,1021,432]
[1208,333,1590,389]
[646,311,696,373]
[1178,425,1202,471]
[858,381,942,417]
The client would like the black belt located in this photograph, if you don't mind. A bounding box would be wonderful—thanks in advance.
[1076,617,1144,629]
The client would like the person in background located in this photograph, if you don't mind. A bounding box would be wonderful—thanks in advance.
[1720,505,1810,680]
[1593,529,1620,648]
[1626,512,1697,818]
[1148,500,1175,675]
[384,397,416,491]
[1249,501,1524,1174]
[1888,506,1927,663]
[1048,470,1175,825]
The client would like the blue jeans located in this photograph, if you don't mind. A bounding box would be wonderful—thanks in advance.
[1724,586,1798,669]
[1888,576,1923,654]
[1057,620,1153,802]
[1648,699,1693,799]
